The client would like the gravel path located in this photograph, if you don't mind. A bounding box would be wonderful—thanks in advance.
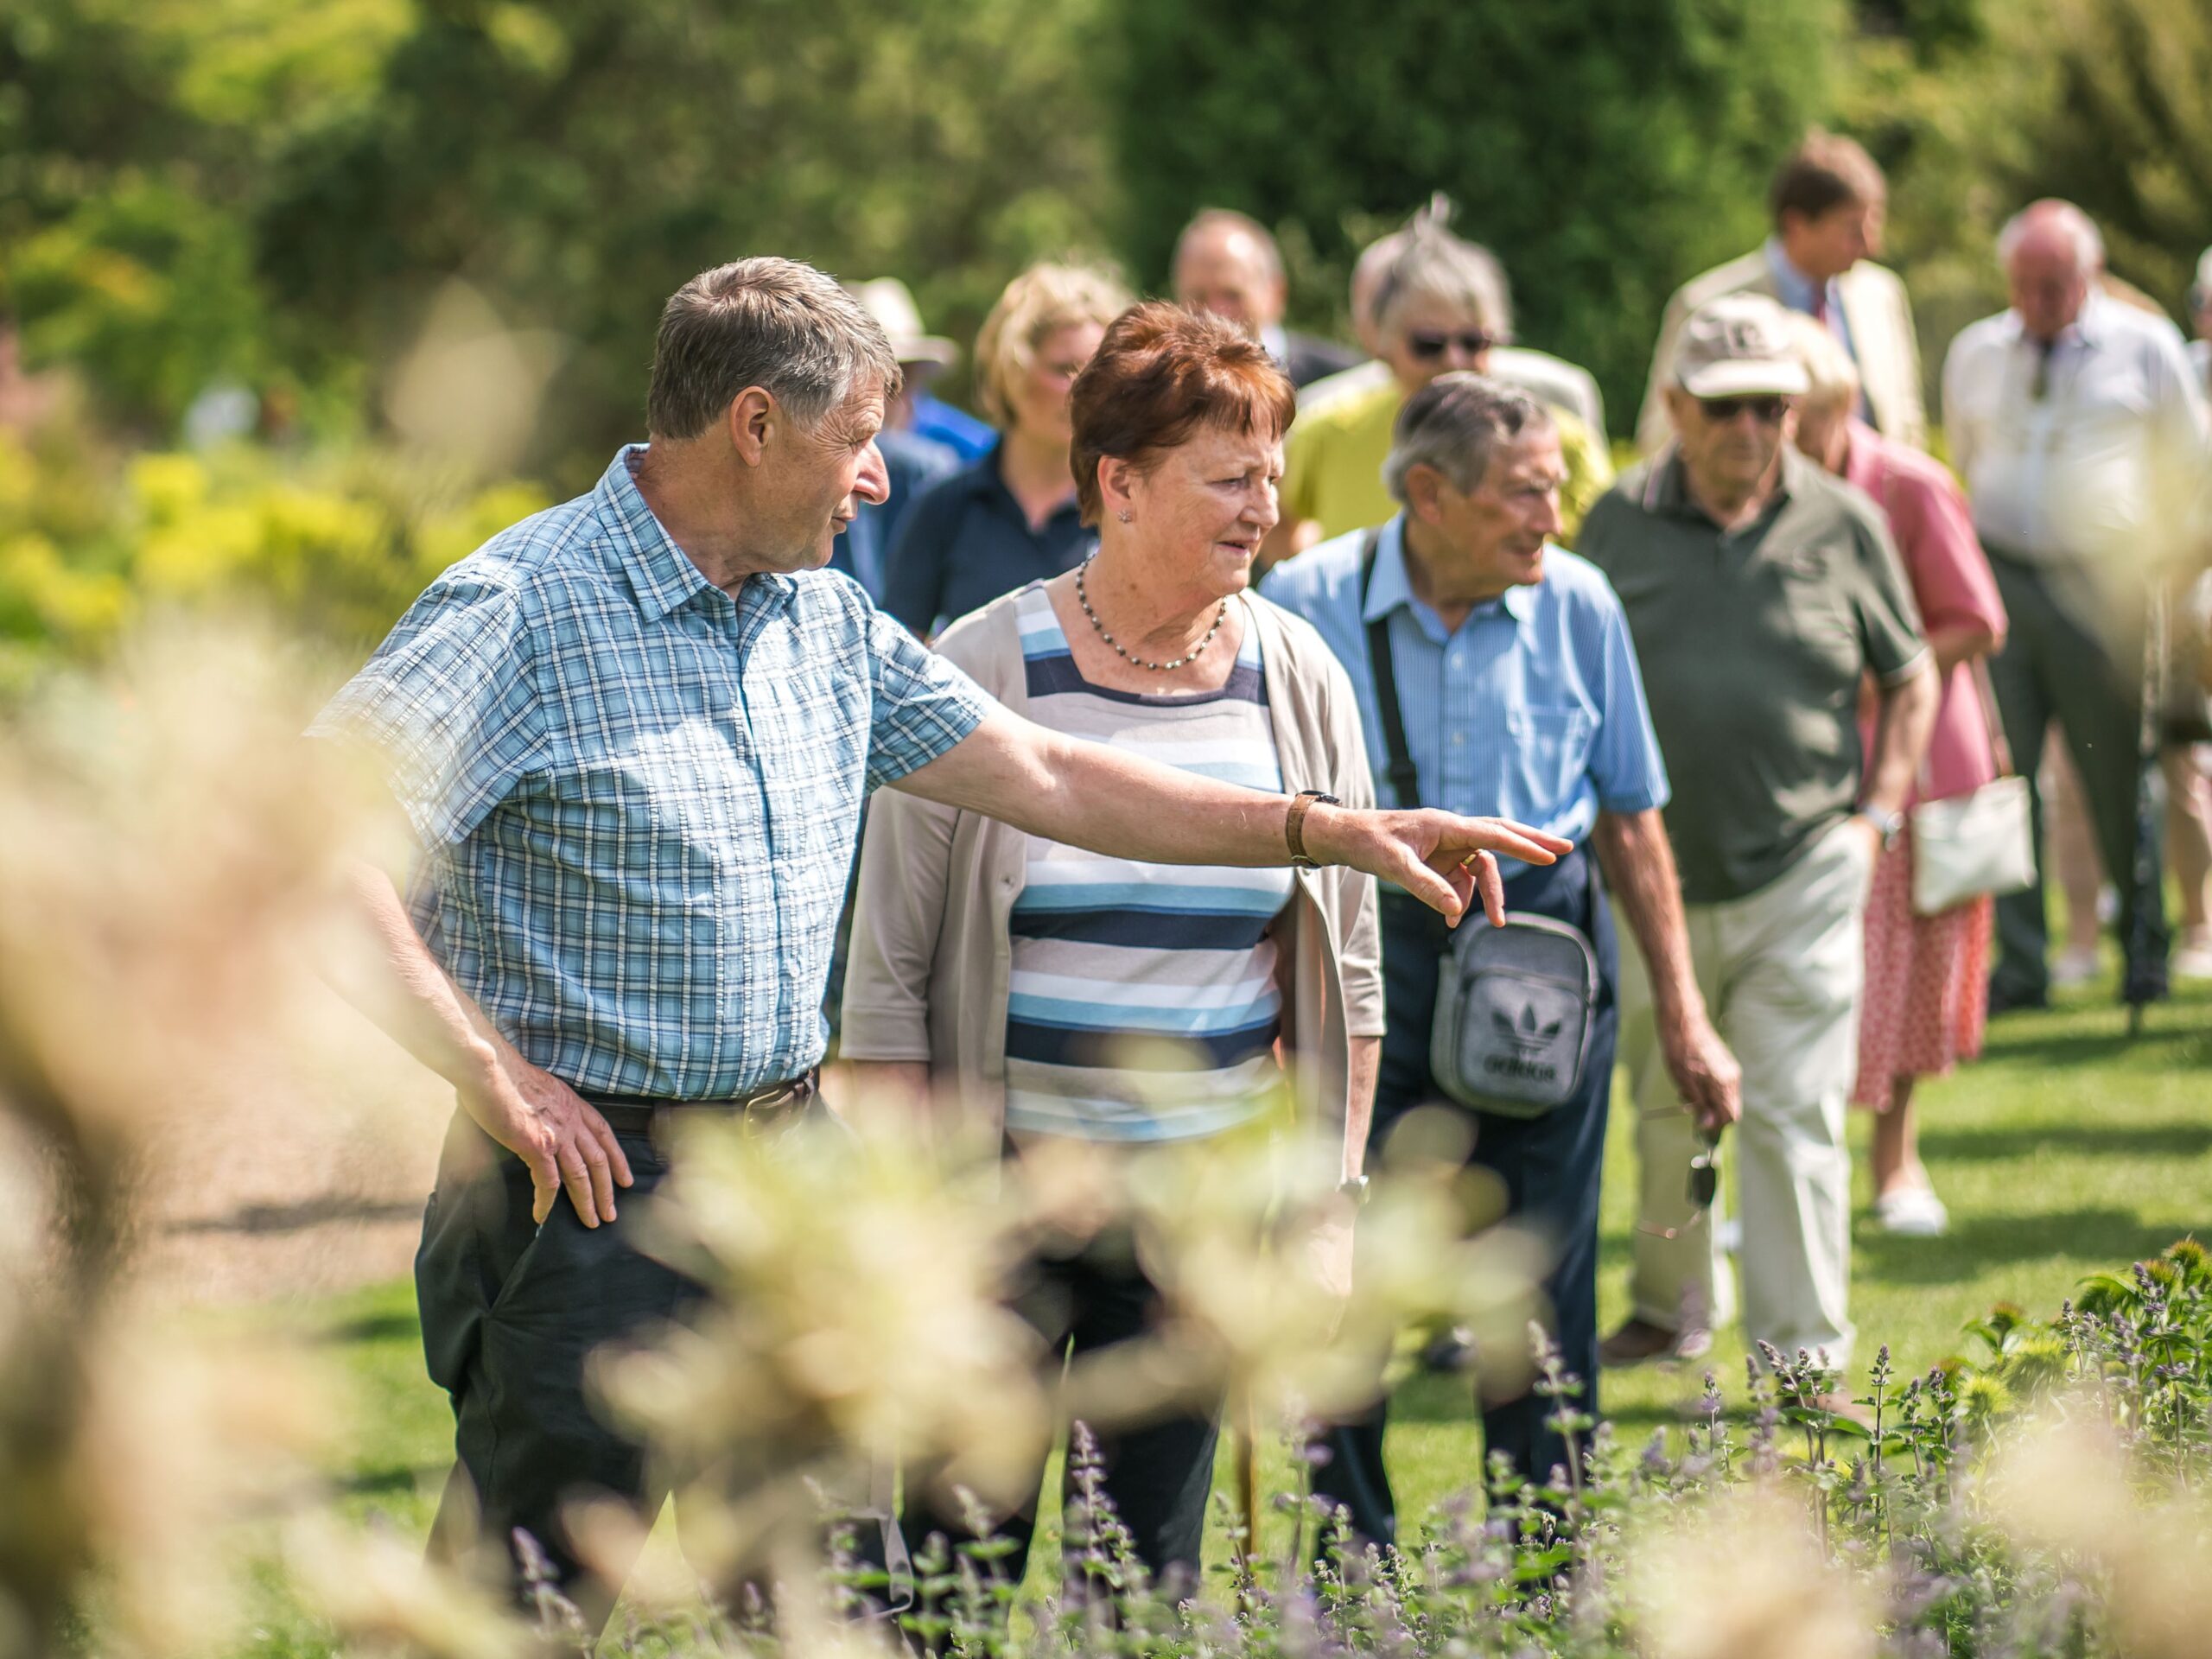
[126,988,451,1306]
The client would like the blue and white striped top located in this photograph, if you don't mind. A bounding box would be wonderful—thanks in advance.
[1003,582,1294,1141]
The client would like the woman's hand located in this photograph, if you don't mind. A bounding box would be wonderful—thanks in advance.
[1306,805,1573,925]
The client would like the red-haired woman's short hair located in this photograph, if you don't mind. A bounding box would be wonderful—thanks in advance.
[1067,302,1297,527]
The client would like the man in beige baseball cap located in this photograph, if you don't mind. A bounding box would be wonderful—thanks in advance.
[1576,287,1936,1385]
[1670,292,1812,402]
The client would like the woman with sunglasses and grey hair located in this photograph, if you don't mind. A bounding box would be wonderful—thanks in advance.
[1270,212,1611,561]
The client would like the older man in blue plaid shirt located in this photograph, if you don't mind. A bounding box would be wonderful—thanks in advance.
[315,257,1570,1615]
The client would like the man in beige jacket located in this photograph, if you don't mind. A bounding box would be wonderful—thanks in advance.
[1637,130,1925,456]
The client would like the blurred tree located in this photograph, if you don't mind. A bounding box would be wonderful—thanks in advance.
[1832,0,2035,414]
[0,0,1116,477]
[1110,0,1841,435]
[1833,0,2208,423]
[249,0,1117,481]
[2003,0,2212,316]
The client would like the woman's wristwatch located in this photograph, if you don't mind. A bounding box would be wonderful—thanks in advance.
[1285,789,1342,870]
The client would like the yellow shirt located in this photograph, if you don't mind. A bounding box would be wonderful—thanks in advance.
[1280,378,1612,545]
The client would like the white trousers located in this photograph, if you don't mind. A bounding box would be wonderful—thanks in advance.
[1618,824,1871,1369]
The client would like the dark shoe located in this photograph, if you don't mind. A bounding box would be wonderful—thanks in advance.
[1985,981,2049,1017]
[2120,964,2170,1007]
[1599,1317,1711,1368]
[1419,1325,1478,1374]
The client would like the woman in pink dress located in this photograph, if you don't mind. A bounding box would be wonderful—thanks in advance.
[1789,319,2009,1236]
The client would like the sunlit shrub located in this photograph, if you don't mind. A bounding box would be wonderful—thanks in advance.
[0,417,552,677]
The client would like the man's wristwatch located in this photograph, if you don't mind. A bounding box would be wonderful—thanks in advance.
[1857,804,1906,851]
[1337,1173,1372,1206]
[1285,789,1341,870]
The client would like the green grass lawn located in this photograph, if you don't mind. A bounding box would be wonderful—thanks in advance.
[264,965,2210,1621]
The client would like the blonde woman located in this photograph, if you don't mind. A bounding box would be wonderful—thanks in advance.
[883,262,1132,634]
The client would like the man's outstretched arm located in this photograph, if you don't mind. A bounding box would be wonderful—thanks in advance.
[893,706,1573,925]
[323,861,633,1227]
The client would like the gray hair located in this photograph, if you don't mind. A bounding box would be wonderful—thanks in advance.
[1997,200,2105,277]
[647,257,899,440]
[1384,372,1554,504]
[1369,202,1514,341]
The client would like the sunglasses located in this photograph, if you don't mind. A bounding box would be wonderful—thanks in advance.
[1695,394,1791,424]
[1405,329,1500,361]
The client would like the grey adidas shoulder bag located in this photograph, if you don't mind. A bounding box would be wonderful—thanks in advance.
[1361,530,1600,1117]
[1427,899,1599,1116]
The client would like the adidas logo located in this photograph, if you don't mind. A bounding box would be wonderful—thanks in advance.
[1491,1002,1564,1058]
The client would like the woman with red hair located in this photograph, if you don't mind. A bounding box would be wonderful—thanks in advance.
[841,302,1385,1591]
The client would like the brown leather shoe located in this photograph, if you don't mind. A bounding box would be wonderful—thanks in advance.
[1599,1317,1713,1367]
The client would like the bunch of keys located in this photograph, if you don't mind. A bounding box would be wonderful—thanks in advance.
[1687,1129,1721,1211]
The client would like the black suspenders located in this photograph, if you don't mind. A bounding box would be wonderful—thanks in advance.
[1359,526,1421,809]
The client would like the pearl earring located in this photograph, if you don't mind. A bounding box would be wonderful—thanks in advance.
[1116,509,1132,524]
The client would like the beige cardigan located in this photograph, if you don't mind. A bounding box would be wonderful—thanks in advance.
[839,587,1386,1139]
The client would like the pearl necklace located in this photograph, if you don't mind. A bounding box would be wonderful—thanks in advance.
[1073,558,1229,672]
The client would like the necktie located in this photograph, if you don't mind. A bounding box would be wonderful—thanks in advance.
[2031,335,2058,400]
[1810,287,1829,327]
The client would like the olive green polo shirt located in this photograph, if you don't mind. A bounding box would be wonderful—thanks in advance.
[1578,448,1927,905]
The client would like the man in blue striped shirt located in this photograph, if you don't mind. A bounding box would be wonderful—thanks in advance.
[315,261,1570,1617]
[1266,373,1739,1530]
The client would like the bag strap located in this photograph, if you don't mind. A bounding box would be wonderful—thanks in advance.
[1971,654,2017,779]
[1908,655,2016,799]
[1359,526,1421,807]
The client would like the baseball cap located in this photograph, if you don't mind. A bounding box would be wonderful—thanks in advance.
[1674,293,1811,398]
[849,277,958,368]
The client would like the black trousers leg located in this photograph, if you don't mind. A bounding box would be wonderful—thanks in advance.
[1987,556,2168,1002]
[2037,581,2167,999]
[417,1111,693,1628]
[1308,893,1445,1551]
[1987,559,2057,1005]
[900,1239,1221,1602]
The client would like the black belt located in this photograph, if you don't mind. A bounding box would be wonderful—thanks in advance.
[584,1068,820,1135]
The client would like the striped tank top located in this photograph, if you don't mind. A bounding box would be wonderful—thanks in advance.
[1004,582,1295,1142]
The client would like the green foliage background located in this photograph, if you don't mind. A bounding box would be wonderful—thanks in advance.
[1111,0,1841,437]
[1,0,2209,665]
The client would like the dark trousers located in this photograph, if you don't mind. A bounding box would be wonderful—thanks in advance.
[416,1110,696,1621]
[1983,554,2167,1004]
[1311,851,1617,1547]
[900,1237,1221,1599]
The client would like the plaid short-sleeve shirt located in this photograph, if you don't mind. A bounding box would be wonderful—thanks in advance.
[313,446,992,1096]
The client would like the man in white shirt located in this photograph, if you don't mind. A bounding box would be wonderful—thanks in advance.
[1942,200,2212,1011]
[1637,130,1925,456]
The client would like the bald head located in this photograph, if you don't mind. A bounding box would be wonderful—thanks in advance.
[1173,210,1287,339]
[2000,200,2103,342]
